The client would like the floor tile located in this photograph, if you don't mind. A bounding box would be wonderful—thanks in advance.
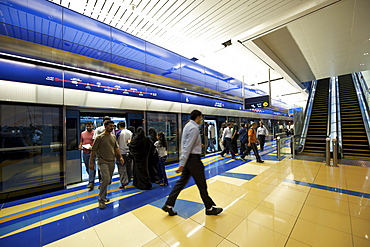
[159,218,224,246]
[309,187,348,202]
[142,237,169,247]
[44,227,103,247]
[290,218,352,247]
[353,235,370,247]
[93,212,157,247]
[299,204,351,233]
[246,204,297,236]
[285,238,311,247]
[190,210,244,238]
[305,193,350,215]
[260,194,304,217]
[217,239,239,247]
[131,204,185,236]
[226,219,288,247]
[349,201,370,220]
[351,217,370,240]
[269,186,308,203]
[216,194,258,218]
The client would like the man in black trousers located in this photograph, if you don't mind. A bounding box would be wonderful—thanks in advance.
[162,110,223,216]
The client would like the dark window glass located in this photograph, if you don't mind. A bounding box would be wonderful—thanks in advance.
[147,113,178,163]
[0,103,63,194]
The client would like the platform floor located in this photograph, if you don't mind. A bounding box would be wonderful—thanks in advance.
[0,143,369,247]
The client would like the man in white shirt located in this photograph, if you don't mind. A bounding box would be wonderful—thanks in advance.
[162,110,223,216]
[116,121,133,189]
[220,123,236,159]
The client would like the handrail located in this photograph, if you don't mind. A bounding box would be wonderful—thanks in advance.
[299,80,317,148]
[352,73,370,146]
[335,76,343,156]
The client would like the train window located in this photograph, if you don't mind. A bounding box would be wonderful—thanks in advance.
[147,112,178,163]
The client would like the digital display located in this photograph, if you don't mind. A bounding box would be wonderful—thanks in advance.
[244,95,270,109]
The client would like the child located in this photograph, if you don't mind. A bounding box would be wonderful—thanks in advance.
[154,132,168,186]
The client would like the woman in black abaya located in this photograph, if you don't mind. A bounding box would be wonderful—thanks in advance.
[129,127,152,190]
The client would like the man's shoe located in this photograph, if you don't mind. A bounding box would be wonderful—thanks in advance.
[162,205,177,216]
[119,185,125,189]
[220,153,225,157]
[99,202,106,209]
[232,157,237,160]
[241,157,246,161]
[206,207,223,215]
[257,160,265,163]
[102,198,110,203]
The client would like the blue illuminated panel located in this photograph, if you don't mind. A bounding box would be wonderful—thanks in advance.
[0,0,273,108]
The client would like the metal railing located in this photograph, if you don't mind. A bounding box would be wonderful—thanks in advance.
[290,135,339,167]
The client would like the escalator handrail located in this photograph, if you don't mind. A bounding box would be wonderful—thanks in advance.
[352,73,370,147]
[299,80,317,149]
[334,76,343,156]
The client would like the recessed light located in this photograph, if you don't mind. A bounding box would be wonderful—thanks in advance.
[364,53,369,55]
[360,63,365,66]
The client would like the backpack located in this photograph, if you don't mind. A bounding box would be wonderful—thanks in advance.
[240,131,248,144]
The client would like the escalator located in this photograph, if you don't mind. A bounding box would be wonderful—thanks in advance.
[301,78,330,156]
[338,74,370,158]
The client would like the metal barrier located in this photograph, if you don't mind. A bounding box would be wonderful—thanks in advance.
[325,137,339,167]
[276,136,281,161]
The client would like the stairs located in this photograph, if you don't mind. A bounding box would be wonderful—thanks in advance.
[338,74,370,159]
[301,78,330,156]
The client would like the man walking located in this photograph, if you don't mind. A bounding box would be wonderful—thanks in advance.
[116,121,133,189]
[162,110,223,216]
[220,123,237,159]
[79,121,97,191]
[241,122,264,163]
[90,120,124,209]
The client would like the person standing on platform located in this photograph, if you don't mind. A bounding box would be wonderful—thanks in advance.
[155,131,168,186]
[79,121,97,191]
[90,120,124,209]
[208,123,216,152]
[220,123,237,159]
[93,116,113,139]
[148,127,160,183]
[231,121,239,154]
[116,121,133,189]
[162,110,223,216]
[130,127,152,190]
[257,121,269,151]
[241,122,264,163]
[238,123,247,155]
[218,123,226,151]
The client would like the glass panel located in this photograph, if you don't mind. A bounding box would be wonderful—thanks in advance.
[146,112,178,163]
[0,103,63,194]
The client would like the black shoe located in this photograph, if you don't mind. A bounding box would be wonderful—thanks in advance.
[162,205,177,216]
[232,157,237,160]
[119,185,125,189]
[103,198,110,203]
[99,202,106,209]
[241,157,246,161]
[206,207,223,215]
[220,153,225,157]
[257,160,265,163]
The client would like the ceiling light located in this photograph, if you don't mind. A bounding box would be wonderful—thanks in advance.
[360,63,365,66]
[221,40,232,47]
[364,53,369,55]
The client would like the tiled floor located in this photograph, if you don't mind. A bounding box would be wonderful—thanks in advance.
[1,143,369,247]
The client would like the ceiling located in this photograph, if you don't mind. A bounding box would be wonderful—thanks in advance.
[47,0,370,109]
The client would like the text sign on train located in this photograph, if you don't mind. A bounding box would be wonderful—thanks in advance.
[244,95,270,109]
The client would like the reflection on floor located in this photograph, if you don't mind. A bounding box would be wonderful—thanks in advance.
[1,143,370,247]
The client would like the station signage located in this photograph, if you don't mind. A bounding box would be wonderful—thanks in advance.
[244,95,270,109]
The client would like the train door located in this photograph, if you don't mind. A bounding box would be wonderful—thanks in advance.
[65,109,82,184]
[204,118,218,153]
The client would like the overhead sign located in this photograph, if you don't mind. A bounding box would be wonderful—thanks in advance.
[244,95,270,109]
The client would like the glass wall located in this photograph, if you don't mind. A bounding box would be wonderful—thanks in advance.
[0,102,63,202]
[147,112,178,163]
